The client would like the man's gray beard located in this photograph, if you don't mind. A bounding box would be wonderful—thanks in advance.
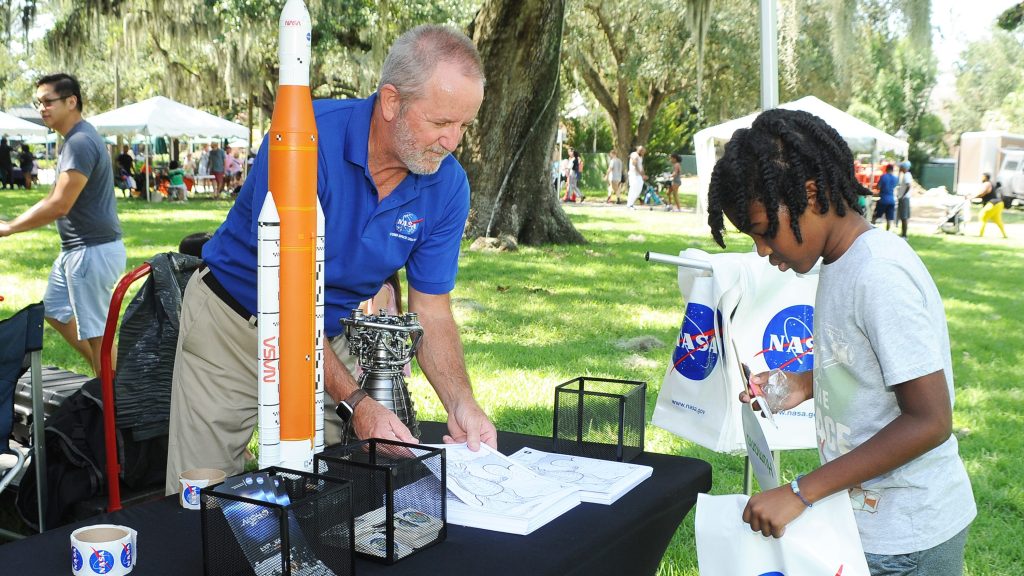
[394,110,449,175]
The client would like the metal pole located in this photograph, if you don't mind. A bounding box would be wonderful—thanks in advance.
[29,350,46,532]
[760,0,779,110]
[644,251,712,272]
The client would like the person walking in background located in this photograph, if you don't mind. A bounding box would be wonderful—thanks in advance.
[708,108,974,574]
[563,147,582,202]
[975,173,1007,239]
[605,149,622,204]
[208,141,226,198]
[0,73,126,377]
[665,153,683,212]
[626,145,646,209]
[0,136,12,189]
[871,163,896,231]
[896,160,913,239]
[198,143,210,176]
[18,144,34,189]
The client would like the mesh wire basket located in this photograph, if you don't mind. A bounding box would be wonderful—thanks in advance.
[200,467,354,576]
[553,377,646,462]
[315,439,445,564]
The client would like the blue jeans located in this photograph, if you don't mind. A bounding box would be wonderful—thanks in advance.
[865,526,968,576]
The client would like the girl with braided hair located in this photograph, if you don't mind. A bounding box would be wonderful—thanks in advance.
[709,109,974,575]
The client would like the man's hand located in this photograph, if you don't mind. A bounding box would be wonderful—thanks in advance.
[351,398,419,444]
[442,397,497,451]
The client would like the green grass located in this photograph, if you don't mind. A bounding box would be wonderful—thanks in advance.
[2,187,1022,573]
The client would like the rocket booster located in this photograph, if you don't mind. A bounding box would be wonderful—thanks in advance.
[257,0,323,472]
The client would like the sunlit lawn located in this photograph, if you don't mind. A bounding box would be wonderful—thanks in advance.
[1,185,1022,574]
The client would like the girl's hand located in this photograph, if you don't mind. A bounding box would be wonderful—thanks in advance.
[742,484,808,538]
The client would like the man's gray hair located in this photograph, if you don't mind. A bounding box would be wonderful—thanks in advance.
[378,25,484,102]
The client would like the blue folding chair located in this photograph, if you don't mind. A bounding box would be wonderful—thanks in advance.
[0,302,46,538]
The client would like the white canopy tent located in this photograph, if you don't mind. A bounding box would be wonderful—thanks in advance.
[88,96,248,200]
[87,96,247,139]
[693,95,909,224]
[0,110,49,137]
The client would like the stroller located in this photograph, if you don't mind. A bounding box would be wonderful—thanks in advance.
[936,194,967,235]
[640,182,664,208]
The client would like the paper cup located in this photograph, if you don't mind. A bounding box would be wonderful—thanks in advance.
[178,468,225,510]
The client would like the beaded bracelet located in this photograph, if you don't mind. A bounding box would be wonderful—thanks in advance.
[790,474,813,508]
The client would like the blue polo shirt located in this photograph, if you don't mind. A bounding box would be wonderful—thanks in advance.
[202,94,470,338]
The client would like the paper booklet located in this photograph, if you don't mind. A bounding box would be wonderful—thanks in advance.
[507,447,653,505]
[427,443,581,535]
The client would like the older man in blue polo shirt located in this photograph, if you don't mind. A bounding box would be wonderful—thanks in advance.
[165,25,496,494]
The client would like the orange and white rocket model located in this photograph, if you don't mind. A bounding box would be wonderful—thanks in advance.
[257,0,324,472]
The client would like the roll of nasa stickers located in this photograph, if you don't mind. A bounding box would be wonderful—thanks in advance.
[70,524,138,575]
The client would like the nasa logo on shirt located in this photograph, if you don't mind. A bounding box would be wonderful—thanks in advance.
[761,304,814,372]
[395,212,423,236]
[672,303,722,380]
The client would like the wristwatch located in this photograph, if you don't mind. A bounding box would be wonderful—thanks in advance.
[335,389,368,423]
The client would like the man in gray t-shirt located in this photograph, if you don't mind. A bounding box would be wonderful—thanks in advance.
[0,73,126,376]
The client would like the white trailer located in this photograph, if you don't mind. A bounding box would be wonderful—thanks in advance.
[956,131,1024,202]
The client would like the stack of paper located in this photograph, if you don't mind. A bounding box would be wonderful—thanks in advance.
[507,447,653,505]
[431,443,581,535]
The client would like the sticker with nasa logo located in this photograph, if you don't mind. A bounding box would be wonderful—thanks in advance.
[672,302,723,380]
[120,542,133,569]
[88,548,115,574]
[760,304,814,372]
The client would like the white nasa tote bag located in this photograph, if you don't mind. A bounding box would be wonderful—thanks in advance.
[652,250,746,452]
[695,492,870,576]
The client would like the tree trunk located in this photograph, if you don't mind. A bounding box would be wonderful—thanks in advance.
[461,0,585,245]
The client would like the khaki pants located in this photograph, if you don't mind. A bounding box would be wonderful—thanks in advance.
[164,269,352,495]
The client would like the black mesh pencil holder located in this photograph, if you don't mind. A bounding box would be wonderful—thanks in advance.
[553,376,647,462]
[314,439,445,564]
[200,467,354,576]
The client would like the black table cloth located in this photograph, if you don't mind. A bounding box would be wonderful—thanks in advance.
[0,422,712,576]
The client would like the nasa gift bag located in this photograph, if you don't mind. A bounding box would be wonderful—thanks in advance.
[652,250,745,452]
[695,493,870,576]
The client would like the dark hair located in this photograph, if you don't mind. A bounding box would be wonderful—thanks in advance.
[178,232,213,258]
[708,109,868,248]
[169,160,179,170]
[884,163,893,173]
[36,73,83,112]
[671,153,681,162]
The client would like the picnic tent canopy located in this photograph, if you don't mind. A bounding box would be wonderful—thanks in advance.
[88,96,247,199]
[0,110,49,137]
[87,96,247,139]
[693,95,909,222]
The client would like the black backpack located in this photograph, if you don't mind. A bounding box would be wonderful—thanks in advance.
[16,376,106,530]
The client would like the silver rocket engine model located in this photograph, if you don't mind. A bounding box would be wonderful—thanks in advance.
[340,309,423,442]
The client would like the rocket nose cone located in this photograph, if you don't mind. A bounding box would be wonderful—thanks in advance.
[280,0,310,24]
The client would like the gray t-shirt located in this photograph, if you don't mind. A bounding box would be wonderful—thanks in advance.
[815,228,975,555]
[56,120,121,250]
[208,147,226,173]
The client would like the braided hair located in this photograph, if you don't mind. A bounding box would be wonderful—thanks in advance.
[708,109,868,248]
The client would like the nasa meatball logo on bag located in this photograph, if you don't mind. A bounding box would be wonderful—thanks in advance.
[672,301,723,381]
[761,304,814,372]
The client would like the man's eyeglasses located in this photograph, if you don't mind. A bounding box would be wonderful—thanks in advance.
[33,96,67,109]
